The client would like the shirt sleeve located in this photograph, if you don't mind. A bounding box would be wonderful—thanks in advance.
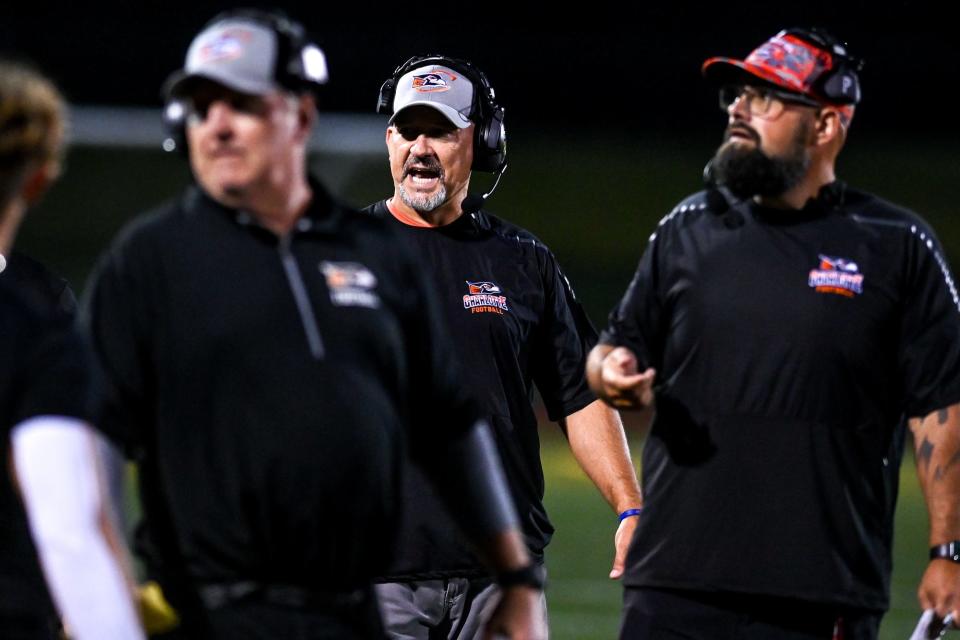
[530,249,599,422]
[599,231,665,372]
[898,225,960,417]
[13,313,95,426]
[81,242,155,453]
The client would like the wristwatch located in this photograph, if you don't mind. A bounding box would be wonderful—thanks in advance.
[929,541,960,563]
[496,563,546,590]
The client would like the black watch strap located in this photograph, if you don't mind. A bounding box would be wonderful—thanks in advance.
[930,541,960,563]
[496,563,546,590]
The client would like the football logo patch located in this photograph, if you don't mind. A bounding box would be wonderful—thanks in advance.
[320,261,380,308]
[808,254,864,298]
[198,28,253,63]
[412,70,457,93]
[463,281,509,314]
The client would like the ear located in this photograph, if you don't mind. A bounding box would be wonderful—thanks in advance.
[293,93,317,143]
[21,161,59,205]
[814,108,843,147]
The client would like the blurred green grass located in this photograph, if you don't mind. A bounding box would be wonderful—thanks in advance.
[540,427,929,639]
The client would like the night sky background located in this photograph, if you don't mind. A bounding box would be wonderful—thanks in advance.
[1,1,955,137]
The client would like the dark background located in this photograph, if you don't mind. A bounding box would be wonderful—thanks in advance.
[1,1,955,135]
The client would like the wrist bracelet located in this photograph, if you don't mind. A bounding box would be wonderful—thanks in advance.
[930,541,960,563]
[496,563,546,590]
[618,508,643,522]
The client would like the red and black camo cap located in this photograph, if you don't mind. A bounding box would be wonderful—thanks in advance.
[703,28,863,120]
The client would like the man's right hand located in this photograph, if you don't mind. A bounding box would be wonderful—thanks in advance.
[588,345,656,410]
[483,586,547,640]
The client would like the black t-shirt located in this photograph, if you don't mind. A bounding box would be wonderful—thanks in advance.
[0,280,93,620]
[84,182,480,597]
[1,252,78,318]
[601,183,960,611]
[366,201,598,579]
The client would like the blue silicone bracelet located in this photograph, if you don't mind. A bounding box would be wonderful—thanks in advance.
[618,508,643,522]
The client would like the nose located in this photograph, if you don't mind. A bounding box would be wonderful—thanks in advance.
[199,100,235,138]
[409,134,433,156]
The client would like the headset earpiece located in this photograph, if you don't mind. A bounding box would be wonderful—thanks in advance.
[782,27,863,106]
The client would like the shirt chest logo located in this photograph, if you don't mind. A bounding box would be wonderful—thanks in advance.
[808,254,864,298]
[462,280,509,315]
[320,261,380,308]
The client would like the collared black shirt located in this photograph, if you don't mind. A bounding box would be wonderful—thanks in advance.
[366,201,598,579]
[602,183,960,610]
[1,279,92,622]
[84,180,479,594]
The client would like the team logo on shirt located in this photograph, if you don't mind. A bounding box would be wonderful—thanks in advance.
[808,254,864,298]
[320,261,380,308]
[463,281,509,314]
[412,70,457,93]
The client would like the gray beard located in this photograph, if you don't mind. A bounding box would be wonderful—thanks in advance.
[398,183,447,213]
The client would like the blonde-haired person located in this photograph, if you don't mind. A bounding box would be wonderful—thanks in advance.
[0,58,144,640]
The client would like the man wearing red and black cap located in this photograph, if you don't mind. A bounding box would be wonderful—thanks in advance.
[587,28,960,639]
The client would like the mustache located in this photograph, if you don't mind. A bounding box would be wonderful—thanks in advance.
[724,124,760,144]
[402,155,444,179]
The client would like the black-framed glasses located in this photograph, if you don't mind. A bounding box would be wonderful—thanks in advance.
[719,84,822,119]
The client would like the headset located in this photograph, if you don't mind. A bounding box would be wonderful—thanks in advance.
[782,27,864,105]
[377,54,507,175]
[161,8,328,154]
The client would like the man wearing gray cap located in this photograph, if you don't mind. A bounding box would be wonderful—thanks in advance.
[367,55,642,639]
[84,12,546,640]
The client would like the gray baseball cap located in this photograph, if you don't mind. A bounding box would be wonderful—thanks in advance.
[163,17,328,98]
[389,64,475,129]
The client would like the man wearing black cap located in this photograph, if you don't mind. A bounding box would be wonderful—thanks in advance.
[84,12,546,640]
[368,56,643,639]
[587,28,960,639]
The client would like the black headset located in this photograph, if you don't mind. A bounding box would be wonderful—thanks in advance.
[161,8,327,154]
[377,54,506,174]
[782,27,864,105]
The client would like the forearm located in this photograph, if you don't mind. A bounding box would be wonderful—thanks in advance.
[12,417,144,640]
[910,403,960,545]
[561,399,642,513]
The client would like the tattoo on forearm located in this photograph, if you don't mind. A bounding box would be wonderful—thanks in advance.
[918,437,935,471]
[939,408,950,425]
[934,447,960,482]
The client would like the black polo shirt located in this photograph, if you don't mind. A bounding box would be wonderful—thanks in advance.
[601,183,960,611]
[366,200,598,579]
[1,279,93,622]
[84,181,479,596]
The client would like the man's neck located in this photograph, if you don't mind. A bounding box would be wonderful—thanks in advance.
[217,177,313,236]
[0,199,26,257]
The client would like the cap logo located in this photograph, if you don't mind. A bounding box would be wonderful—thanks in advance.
[198,28,254,64]
[746,35,830,92]
[412,70,458,93]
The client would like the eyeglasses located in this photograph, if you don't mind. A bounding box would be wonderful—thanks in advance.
[719,84,822,119]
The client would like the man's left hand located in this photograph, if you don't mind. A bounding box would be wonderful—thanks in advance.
[609,514,638,580]
[918,559,960,626]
